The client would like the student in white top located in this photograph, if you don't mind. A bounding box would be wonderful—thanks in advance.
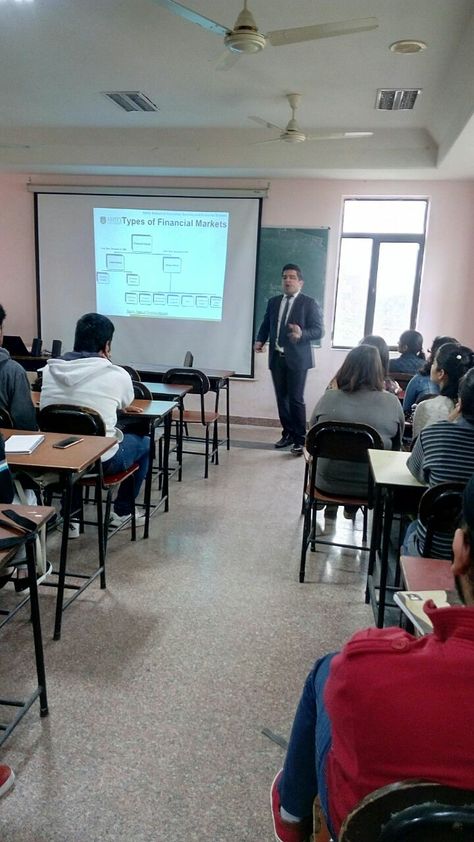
[40,313,149,531]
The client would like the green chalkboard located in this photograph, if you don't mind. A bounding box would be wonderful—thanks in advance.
[254,227,329,342]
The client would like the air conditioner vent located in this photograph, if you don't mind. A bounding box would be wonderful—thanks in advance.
[102,91,159,112]
[375,89,421,111]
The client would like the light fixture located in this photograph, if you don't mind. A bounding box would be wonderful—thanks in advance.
[390,39,427,54]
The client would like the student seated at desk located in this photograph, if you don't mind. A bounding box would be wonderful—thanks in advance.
[310,345,404,515]
[388,328,425,374]
[40,313,148,533]
[403,334,459,412]
[404,367,474,558]
[412,342,473,439]
[0,304,37,430]
[271,474,474,842]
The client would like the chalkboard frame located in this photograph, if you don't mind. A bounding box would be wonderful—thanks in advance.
[253,227,329,354]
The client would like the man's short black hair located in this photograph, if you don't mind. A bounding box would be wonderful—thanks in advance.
[74,312,115,353]
[282,264,303,281]
[0,305,6,328]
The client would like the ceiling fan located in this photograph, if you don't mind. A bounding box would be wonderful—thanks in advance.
[249,93,373,145]
[151,0,378,57]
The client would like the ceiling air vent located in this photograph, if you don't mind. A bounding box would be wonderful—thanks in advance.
[102,91,159,112]
[375,89,421,111]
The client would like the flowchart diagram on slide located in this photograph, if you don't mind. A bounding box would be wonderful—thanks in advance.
[93,207,229,321]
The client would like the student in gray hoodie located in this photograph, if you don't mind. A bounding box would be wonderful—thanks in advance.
[0,304,37,430]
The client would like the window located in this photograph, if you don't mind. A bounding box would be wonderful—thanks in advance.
[332,199,428,348]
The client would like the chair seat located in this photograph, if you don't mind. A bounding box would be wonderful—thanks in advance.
[82,462,139,487]
[172,407,219,425]
[311,488,370,508]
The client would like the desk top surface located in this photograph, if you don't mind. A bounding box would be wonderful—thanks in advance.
[0,504,55,567]
[140,383,192,399]
[133,363,234,380]
[400,555,453,591]
[123,399,177,417]
[1,428,115,471]
[368,449,426,489]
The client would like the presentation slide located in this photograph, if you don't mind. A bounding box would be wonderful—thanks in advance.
[36,193,261,376]
[93,207,229,321]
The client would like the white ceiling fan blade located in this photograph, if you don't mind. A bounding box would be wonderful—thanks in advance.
[267,17,378,47]
[215,51,241,71]
[249,116,285,132]
[252,137,283,145]
[150,0,230,37]
[306,131,374,141]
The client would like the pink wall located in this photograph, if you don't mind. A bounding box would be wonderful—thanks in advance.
[1,173,473,418]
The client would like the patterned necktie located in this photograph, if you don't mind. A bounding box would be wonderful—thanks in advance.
[277,295,291,347]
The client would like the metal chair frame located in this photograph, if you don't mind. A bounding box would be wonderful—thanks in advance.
[162,367,219,479]
[300,421,384,583]
[417,481,465,558]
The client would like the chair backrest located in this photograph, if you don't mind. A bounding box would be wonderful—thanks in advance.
[417,481,465,557]
[0,407,14,428]
[389,371,414,390]
[183,351,194,367]
[339,779,474,842]
[132,380,152,400]
[306,421,384,504]
[121,365,141,381]
[162,367,210,425]
[38,403,105,436]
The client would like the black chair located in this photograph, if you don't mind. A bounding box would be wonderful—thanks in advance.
[339,779,474,841]
[389,371,414,392]
[38,404,139,548]
[417,481,465,557]
[132,381,152,400]
[0,408,13,428]
[162,367,219,479]
[183,351,194,367]
[300,421,384,583]
[121,365,141,381]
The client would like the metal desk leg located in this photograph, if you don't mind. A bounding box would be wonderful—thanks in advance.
[143,423,155,540]
[377,490,394,628]
[53,476,72,640]
[161,414,170,513]
[225,379,230,449]
[26,538,48,716]
[366,482,382,604]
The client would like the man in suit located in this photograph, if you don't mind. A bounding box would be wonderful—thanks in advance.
[254,264,324,456]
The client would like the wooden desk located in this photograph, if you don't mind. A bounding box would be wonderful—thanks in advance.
[0,505,54,746]
[2,428,115,640]
[400,555,453,592]
[365,450,426,628]
[134,363,234,450]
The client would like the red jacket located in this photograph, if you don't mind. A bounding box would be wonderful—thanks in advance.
[325,604,474,834]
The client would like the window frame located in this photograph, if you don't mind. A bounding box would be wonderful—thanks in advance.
[332,199,428,350]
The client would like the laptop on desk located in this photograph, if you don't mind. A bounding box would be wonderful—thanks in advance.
[2,335,31,356]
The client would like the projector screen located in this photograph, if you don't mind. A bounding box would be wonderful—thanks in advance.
[36,192,262,376]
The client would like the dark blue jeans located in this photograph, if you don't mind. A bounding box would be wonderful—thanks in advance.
[103,433,149,516]
[279,653,337,838]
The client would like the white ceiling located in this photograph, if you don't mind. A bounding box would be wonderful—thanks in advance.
[0,0,473,179]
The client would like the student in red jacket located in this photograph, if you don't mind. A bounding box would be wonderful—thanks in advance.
[271,474,474,842]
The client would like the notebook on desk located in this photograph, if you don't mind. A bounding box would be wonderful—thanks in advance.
[394,589,461,635]
[4,434,45,455]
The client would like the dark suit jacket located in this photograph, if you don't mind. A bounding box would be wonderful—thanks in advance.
[256,292,324,371]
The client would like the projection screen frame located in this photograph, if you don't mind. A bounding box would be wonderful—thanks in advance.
[33,188,264,378]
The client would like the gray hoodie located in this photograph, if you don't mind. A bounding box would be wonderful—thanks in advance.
[0,347,38,430]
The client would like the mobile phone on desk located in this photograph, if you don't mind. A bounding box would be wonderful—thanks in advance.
[52,436,83,449]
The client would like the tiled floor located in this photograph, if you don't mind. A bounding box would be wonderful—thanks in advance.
[0,425,376,841]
